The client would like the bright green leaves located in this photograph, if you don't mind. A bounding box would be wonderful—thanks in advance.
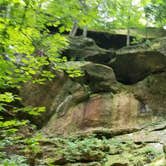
[0,119,27,129]
[0,92,14,103]
[67,69,84,78]
[6,26,35,55]
[19,55,48,77]
[0,0,72,89]
[0,92,21,116]
[0,17,8,30]
[0,57,16,88]
[3,25,40,56]
[98,0,144,29]
[17,106,46,116]
[45,0,100,32]
[0,1,89,163]
[40,70,55,80]
[91,0,166,31]
[41,33,69,58]
[0,92,15,112]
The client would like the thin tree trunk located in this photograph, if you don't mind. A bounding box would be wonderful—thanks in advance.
[79,0,88,37]
[69,20,78,37]
[126,28,130,46]
[72,23,78,36]
[126,1,132,47]
[83,26,87,37]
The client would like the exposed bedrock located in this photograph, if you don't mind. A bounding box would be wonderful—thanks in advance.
[20,62,166,135]
[19,36,166,134]
[20,71,89,126]
[42,72,166,136]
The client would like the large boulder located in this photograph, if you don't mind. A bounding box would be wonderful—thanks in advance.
[80,63,119,93]
[19,62,119,127]
[63,61,120,93]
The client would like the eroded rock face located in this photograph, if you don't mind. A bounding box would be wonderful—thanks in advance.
[20,62,119,127]
[43,92,144,136]
[19,37,166,136]
[20,67,166,135]
[41,72,165,137]
[19,72,89,126]
[63,36,115,64]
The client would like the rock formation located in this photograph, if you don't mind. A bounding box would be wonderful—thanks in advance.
[19,36,166,165]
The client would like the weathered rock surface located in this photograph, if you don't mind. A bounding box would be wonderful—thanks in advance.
[41,70,166,136]
[63,37,115,64]
[20,62,166,135]
[64,61,119,93]
[20,62,120,127]
[20,72,89,126]
[42,92,140,136]
[80,63,119,93]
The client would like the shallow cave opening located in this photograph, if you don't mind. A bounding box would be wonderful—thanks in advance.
[46,26,135,50]
[76,29,135,49]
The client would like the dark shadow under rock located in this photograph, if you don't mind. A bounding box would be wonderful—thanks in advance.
[110,49,166,84]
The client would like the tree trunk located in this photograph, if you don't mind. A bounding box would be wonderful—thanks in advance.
[69,20,78,37]
[79,0,88,37]
[126,1,132,47]
[83,26,88,37]
[126,28,130,46]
